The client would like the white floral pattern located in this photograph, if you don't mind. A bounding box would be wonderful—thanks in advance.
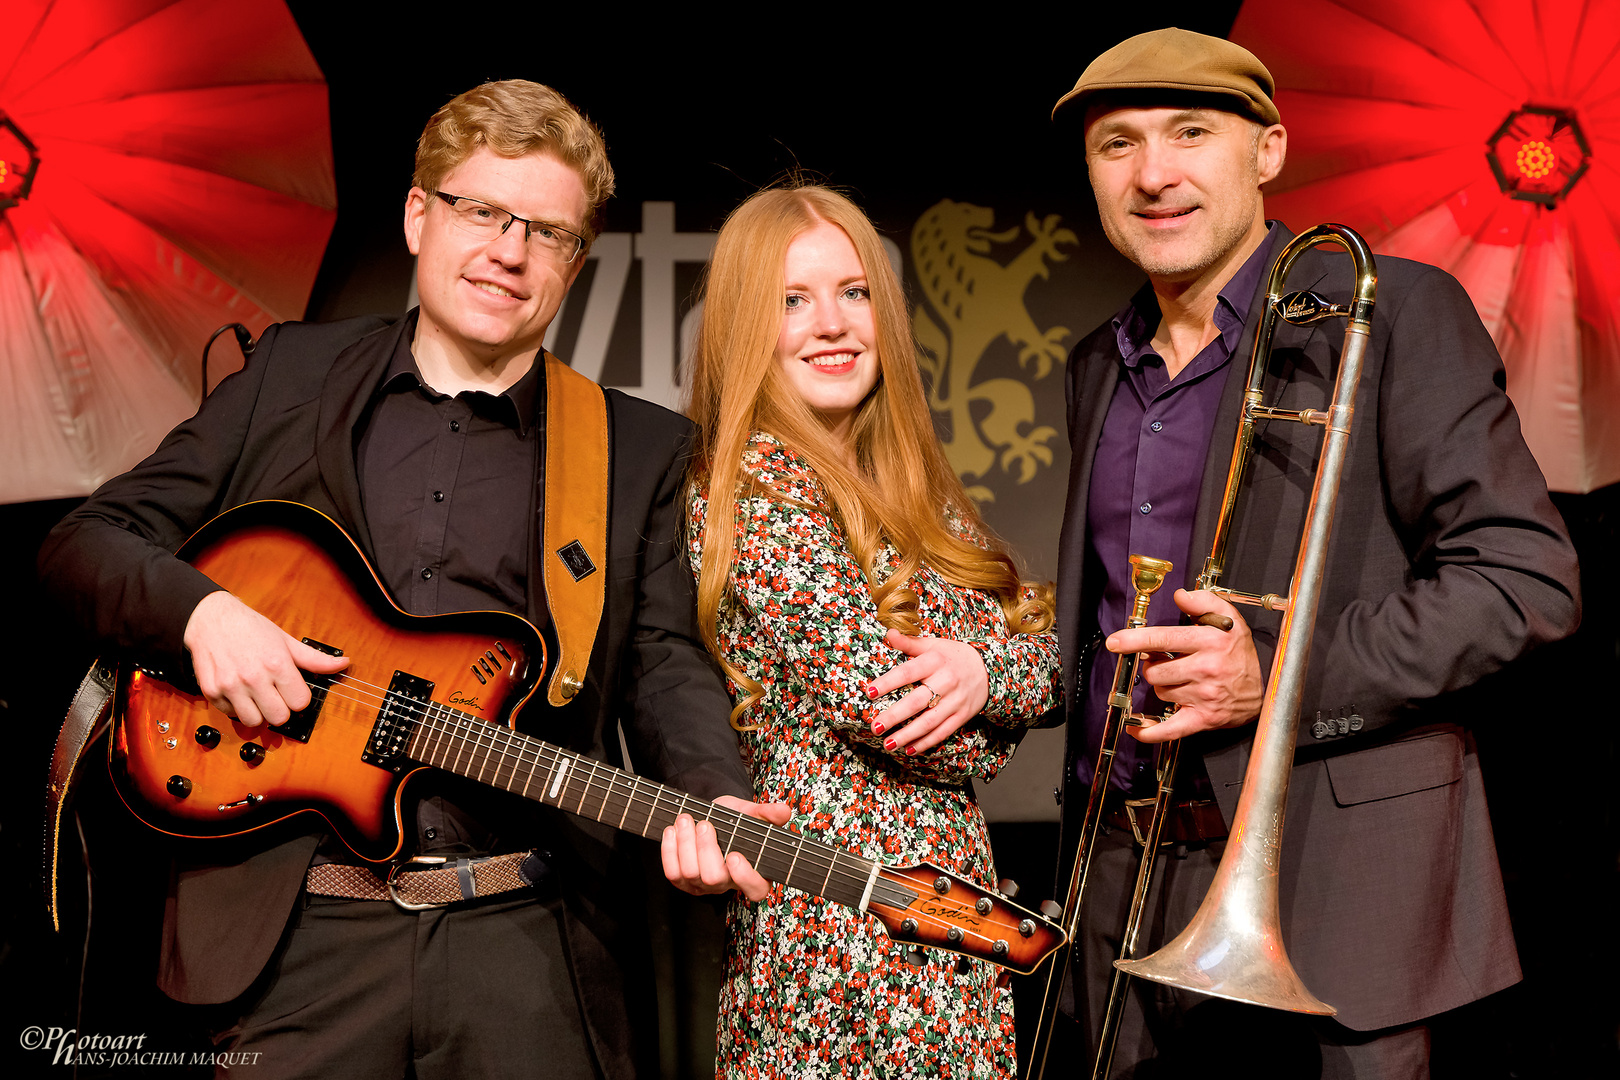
[690,433,1061,1079]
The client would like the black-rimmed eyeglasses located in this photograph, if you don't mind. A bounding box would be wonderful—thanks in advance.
[433,191,586,263]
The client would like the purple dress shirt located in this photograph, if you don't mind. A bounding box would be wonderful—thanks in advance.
[1077,226,1279,793]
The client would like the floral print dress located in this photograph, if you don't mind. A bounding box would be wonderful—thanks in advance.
[689,433,1062,1080]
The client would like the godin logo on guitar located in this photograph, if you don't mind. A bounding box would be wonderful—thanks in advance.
[918,898,983,929]
[447,691,484,713]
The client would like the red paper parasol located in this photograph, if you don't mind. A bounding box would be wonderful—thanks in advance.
[1231,0,1620,493]
[0,0,335,503]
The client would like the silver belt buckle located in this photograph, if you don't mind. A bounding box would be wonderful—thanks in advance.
[386,854,449,911]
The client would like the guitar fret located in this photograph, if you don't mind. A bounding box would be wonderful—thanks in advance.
[519,750,538,798]
[617,776,635,831]
[785,833,803,888]
[575,758,597,816]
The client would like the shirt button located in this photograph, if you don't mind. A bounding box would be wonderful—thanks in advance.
[433,491,445,502]
[1150,420,1163,432]
[449,420,460,432]
[423,827,437,840]
[421,567,434,580]
[1139,502,1152,514]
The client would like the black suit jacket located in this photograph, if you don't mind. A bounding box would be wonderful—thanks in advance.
[39,315,754,1077]
[1056,227,1580,1030]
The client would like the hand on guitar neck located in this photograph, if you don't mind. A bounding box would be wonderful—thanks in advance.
[183,590,351,728]
[662,798,792,901]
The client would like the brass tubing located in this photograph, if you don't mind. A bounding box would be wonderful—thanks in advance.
[1112,224,1376,1015]
[1026,556,1172,1080]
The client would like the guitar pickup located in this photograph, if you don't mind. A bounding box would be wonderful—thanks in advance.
[280,638,343,743]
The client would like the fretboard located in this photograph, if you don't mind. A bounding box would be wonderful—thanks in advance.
[405,699,916,911]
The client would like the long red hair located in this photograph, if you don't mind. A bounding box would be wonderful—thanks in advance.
[685,185,1052,729]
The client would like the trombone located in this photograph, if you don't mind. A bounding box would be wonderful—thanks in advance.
[1026,224,1377,1079]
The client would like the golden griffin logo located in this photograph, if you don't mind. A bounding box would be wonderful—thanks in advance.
[911,201,1078,502]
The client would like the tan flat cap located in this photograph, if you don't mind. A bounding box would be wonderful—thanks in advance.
[1053,27,1280,127]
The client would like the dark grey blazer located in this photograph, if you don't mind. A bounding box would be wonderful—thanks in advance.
[39,315,754,1078]
[1055,226,1580,1031]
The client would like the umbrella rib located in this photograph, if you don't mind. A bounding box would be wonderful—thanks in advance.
[0,0,57,100]
[1462,0,1539,93]
[72,182,297,322]
[35,133,336,211]
[3,0,186,104]
[1279,145,1487,187]
[1310,0,1523,100]
[1566,5,1620,102]
[1281,85,1505,112]
[15,80,329,120]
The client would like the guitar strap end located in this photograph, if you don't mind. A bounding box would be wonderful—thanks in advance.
[542,355,609,708]
[44,659,117,932]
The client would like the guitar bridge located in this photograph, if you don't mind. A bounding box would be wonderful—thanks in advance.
[362,671,432,771]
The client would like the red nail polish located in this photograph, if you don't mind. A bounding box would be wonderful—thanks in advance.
[872,722,885,736]
[906,746,918,756]
[884,737,896,751]
[864,685,878,699]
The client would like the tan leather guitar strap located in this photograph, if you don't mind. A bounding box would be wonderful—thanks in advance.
[44,658,117,931]
[541,353,609,706]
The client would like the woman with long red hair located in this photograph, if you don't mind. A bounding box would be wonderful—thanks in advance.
[684,184,1061,1078]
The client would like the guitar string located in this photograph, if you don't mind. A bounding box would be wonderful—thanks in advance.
[223,673,1041,941]
[407,701,898,905]
[405,705,1047,945]
[246,673,875,899]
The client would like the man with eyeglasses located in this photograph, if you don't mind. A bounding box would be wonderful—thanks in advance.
[40,80,779,1079]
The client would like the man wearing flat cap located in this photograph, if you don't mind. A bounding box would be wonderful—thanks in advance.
[1047,26,1578,1078]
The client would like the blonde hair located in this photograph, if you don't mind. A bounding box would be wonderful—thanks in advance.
[413,80,614,242]
[686,185,1053,729]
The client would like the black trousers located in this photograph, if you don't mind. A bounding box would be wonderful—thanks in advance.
[1066,824,1431,1080]
[212,891,598,1080]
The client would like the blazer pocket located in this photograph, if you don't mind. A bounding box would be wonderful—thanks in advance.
[1324,729,1463,806]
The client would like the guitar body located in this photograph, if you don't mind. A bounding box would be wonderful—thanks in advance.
[106,501,1069,972]
[110,501,544,863]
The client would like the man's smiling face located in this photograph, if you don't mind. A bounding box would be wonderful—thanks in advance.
[1084,104,1283,286]
[402,145,588,370]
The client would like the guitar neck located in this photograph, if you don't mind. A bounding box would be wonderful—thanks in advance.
[406,701,906,912]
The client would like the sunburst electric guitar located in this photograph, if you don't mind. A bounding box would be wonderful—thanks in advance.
[110,501,1065,975]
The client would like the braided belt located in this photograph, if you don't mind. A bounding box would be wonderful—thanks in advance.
[305,852,536,911]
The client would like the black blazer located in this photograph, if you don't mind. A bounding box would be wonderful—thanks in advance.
[39,315,754,1078]
[1055,227,1580,1030]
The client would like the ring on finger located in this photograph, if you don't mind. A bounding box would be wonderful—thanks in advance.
[922,683,942,710]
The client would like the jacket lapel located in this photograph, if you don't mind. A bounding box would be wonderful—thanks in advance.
[315,317,411,559]
[1057,316,1131,709]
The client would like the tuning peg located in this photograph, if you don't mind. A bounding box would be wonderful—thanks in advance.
[1040,900,1063,920]
[997,878,1020,900]
[904,949,928,968]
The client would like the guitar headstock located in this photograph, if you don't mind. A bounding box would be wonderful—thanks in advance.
[867,861,1066,975]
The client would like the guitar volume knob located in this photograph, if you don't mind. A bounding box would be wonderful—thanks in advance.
[239,743,265,765]
[195,725,220,749]
[166,775,191,799]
